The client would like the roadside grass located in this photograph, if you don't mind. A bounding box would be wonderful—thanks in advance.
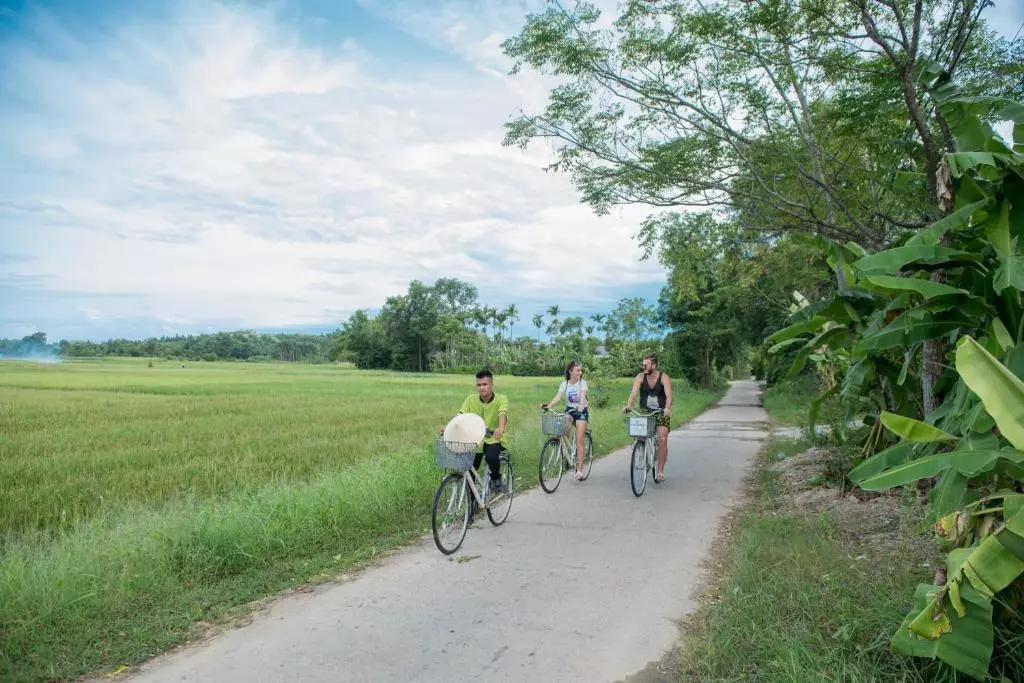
[761,375,844,428]
[0,359,722,682]
[675,435,956,683]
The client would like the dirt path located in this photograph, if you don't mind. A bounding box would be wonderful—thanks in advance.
[114,380,768,683]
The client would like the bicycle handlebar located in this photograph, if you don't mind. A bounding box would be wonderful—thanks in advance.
[623,406,665,415]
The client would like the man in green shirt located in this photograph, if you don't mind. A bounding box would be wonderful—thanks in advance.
[446,369,509,493]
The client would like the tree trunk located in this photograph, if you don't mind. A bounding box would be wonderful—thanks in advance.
[922,163,955,417]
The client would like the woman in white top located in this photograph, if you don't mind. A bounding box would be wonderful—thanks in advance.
[541,360,589,480]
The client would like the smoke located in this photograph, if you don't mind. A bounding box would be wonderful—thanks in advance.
[0,333,62,364]
[0,350,63,364]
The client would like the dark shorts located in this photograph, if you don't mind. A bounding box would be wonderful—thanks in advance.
[654,412,670,429]
[566,406,590,423]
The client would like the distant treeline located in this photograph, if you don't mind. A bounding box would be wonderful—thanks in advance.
[1,331,339,364]
[2,277,675,380]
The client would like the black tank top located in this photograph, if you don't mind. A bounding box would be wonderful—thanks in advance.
[639,372,666,410]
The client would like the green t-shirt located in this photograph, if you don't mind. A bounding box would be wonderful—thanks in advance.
[459,392,510,448]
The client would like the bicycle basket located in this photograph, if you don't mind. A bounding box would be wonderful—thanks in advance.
[540,412,570,435]
[627,415,656,438]
[435,439,478,470]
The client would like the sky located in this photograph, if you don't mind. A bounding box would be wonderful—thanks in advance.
[1,0,1022,343]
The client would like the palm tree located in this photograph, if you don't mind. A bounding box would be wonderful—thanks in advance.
[532,313,544,338]
[505,304,519,339]
[494,310,509,341]
[546,304,560,338]
[591,313,608,343]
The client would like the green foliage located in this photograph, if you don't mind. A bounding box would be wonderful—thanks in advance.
[766,87,1024,678]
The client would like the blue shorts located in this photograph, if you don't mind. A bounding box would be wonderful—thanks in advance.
[566,406,589,423]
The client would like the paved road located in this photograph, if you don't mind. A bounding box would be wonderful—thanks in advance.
[115,380,768,683]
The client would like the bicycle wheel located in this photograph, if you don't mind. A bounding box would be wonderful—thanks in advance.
[630,440,648,497]
[431,473,470,555]
[580,431,594,480]
[486,455,514,526]
[538,438,563,493]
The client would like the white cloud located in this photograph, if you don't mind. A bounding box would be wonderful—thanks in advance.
[0,0,665,339]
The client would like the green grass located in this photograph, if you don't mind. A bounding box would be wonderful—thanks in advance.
[0,358,722,682]
[762,375,845,428]
[676,437,956,683]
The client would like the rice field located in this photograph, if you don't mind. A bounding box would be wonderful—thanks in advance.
[0,358,722,682]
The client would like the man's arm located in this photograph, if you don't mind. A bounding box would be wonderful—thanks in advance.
[663,374,673,415]
[494,394,509,441]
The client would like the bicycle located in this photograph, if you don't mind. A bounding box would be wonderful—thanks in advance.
[537,407,593,493]
[430,430,515,555]
[623,407,664,497]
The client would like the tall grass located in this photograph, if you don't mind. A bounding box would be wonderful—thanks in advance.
[761,375,844,428]
[0,359,721,682]
[676,437,954,682]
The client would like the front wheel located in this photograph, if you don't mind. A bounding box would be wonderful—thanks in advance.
[487,455,514,526]
[538,438,563,493]
[580,431,594,480]
[630,440,648,497]
[432,473,470,555]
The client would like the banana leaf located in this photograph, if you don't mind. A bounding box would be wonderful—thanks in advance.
[862,275,968,299]
[854,245,983,274]
[856,450,1019,491]
[765,315,831,344]
[849,442,915,482]
[891,582,993,681]
[931,470,969,519]
[955,336,1024,450]
[906,199,991,246]
[991,318,1014,353]
[880,411,958,442]
[984,200,1024,294]
[858,309,977,353]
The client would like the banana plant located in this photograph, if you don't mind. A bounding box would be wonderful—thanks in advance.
[845,336,1024,680]
[765,90,1024,461]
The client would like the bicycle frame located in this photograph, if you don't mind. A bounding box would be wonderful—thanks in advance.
[458,457,511,510]
[461,465,488,508]
[541,408,587,457]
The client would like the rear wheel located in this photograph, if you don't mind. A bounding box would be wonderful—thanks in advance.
[580,431,594,480]
[486,455,514,526]
[630,441,648,497]
[538,438,563,493]
[432,473,470,555]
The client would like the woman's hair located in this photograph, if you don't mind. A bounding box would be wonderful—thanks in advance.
[564,359,582,380]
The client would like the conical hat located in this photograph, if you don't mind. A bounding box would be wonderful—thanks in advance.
[443,413,486,448]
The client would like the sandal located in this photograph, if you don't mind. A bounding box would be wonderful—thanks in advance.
[655,472,665,482]
[575,470,584,481]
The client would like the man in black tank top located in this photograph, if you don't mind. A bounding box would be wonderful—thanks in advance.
[622,353,673,482]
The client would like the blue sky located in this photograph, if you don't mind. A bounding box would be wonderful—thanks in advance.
[1,1,1021,343]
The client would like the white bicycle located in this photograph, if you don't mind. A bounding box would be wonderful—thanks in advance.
[430,431,515,555]
[623,407,665,497]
